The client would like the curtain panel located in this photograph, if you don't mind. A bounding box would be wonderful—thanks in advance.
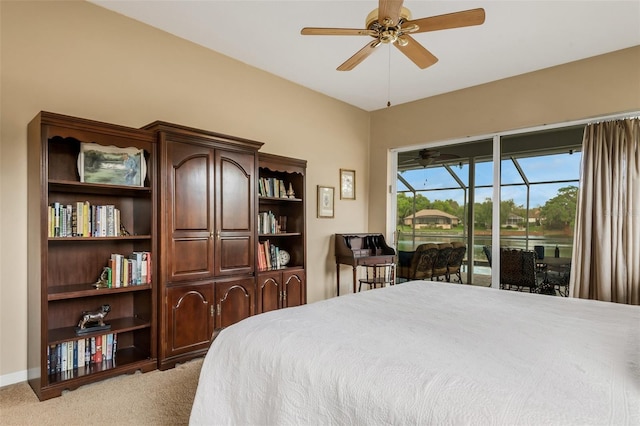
[570,118,639,304]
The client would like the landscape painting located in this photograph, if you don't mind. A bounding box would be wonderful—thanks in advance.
[78,143,146,187]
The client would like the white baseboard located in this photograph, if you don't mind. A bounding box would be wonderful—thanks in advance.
[0,369,27,388]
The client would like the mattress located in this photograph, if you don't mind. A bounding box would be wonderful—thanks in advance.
[190,281,640,425]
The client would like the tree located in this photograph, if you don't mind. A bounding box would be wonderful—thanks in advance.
[541,186,578,230]
[474,198,492,229]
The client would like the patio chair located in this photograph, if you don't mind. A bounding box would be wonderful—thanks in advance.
[482,245,492,267]
[432,243,453,281]
[446,242,467,283]
[412,244,439,280]
[500,248,539,292]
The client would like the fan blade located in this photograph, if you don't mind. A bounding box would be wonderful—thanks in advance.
[404,8,485,33]
[378,0,404,26]
[394,35,438,69]
[301,27,376,36]
[337,40,381,71]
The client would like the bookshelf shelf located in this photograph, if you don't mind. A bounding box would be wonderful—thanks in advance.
[258,232,302,237]
[48,179,152,196]
[28,111,158,401]
[48,235,151,242]
[48,317,151,344]
[47,347,154,386]
[48,283,152,301]
[258,196,303,203]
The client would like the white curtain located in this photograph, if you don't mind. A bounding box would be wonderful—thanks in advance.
[570,118,640,305]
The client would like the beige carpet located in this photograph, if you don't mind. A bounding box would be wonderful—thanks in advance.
[0,358,203,425]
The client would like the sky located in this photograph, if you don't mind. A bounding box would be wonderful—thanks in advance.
[397,152,582,208]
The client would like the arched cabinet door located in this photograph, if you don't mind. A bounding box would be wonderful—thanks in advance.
[166,284,215,358]
[165,141,215,283]
[257,271,282,313]
[283,269,306,308]
[215,149,255,276]
[215,278,255,330]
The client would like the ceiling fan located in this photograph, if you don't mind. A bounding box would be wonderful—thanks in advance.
[402,149,461,167]
[300,0,485,71]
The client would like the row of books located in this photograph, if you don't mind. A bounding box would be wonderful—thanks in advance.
[258,240,283,271]
[105,252,151,287]
[258,211,287,234]
[47,333,117,375]
[258,177,290,198]
[48,201,121,238]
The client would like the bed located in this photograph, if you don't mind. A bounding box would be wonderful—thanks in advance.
[190,281,640,425]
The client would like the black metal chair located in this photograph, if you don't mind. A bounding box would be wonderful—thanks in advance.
[500,248,539,292]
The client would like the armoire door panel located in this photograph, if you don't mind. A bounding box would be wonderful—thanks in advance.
[167,285,214,357]
[219,237,251,271]
[215,279,255,330]
[215,149,255,276]
[165,141,215,282]
[219,158,252,231]
[283,269,305,308]
[170,238,213,278]
[173,156,210,230]
[258,272,281,313]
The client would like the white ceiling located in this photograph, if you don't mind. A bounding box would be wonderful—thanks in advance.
[91,0,640,112]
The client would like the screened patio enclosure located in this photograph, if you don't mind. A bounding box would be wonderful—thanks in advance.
[395,125,583,286]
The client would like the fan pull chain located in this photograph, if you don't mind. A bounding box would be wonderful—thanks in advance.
[387,45,391,107]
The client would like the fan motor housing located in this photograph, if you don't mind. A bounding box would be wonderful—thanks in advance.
[365,7,412,30]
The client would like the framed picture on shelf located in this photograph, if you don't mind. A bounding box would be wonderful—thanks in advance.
[340,169,356,200]
[78,143,147,187]
[317,185,335,218]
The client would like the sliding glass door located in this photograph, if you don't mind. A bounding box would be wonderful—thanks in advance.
[395,126,582,288]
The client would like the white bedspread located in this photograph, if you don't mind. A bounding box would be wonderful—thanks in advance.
[190,281,640,425]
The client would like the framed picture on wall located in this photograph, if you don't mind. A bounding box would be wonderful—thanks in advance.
[340,169,356,200]
[317,185,335,218]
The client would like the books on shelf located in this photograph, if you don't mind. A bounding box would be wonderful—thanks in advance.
[258,211,287,234]
[258,240,283,272]
[48,201,121,238]
[258,177,289,198]
[107,251,151,288]
[47,333,117,375]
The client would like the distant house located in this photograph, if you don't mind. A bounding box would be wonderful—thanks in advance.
[403,209,460,230]
[529,208,542,225]
[505,213,525,227]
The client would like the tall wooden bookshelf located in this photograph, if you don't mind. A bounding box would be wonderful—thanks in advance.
[27,112,157,400]
[256,153,307,313]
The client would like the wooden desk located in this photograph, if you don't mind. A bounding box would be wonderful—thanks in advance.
[335,233,395,296]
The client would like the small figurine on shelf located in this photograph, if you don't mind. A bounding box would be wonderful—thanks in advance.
[93,266,111,289]
[119,223,131,236]
[287,183,295,199]
[76,304,111,335]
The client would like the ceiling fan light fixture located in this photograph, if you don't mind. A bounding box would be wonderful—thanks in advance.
[396,36,409,47]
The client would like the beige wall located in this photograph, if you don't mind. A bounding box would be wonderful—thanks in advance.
[369,46,640,233]
[0,1,370,380]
